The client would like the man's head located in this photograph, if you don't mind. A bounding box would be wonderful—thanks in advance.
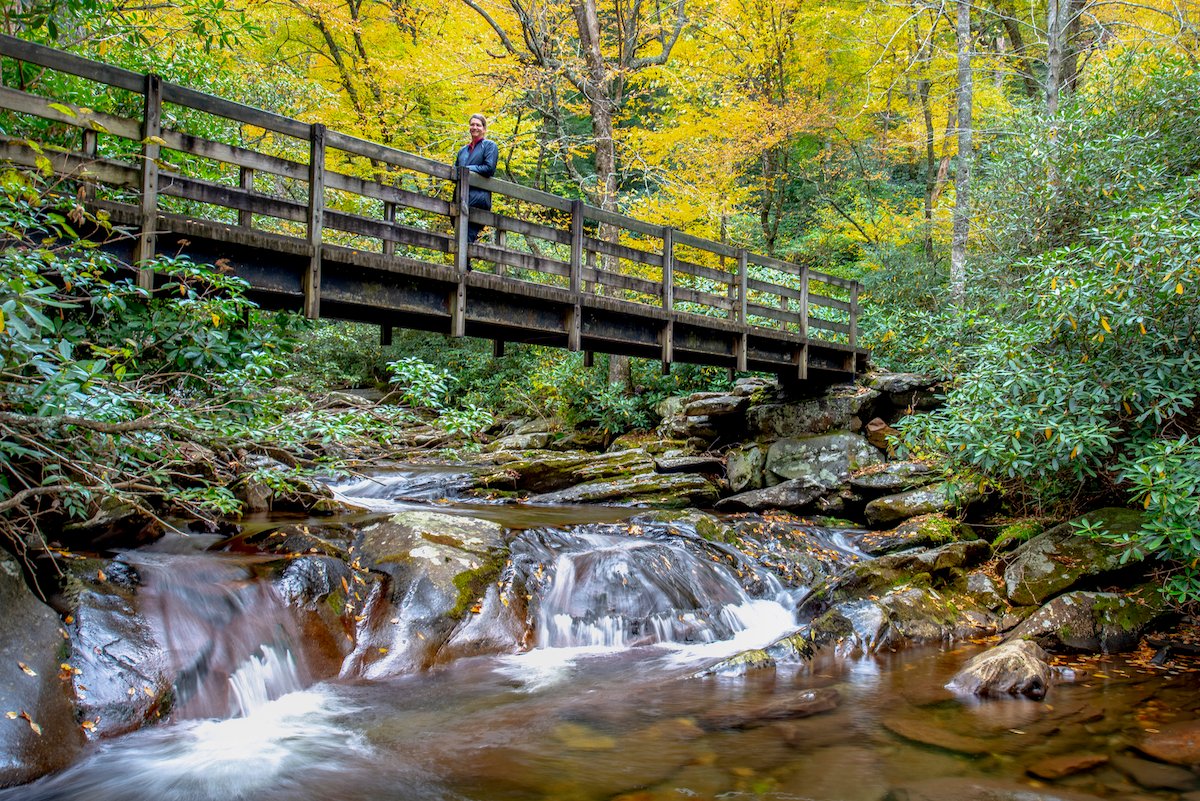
[468,114,487,143]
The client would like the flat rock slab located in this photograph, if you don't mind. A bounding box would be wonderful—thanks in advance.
[1136,720,1200,767]
[653,456,725,475]
[883,777,1108,801]
[700,687,840,729]
[714,478,825,513]
[881,715,995,756]
[1027,753,1109,779]
[1112,753,1199,790]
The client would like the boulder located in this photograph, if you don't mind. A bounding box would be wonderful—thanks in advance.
[480,448,652,494]
[852,514,970,556]
[726,443,767,493]
[746,384,879,439]
[865,372,942,413]
[849,461,935,494]
[653,456,725,475]
[488,432,553,451]
[682,394,748,418]
[832,540,991,599]
[1006,590,1164,653]
[0,555,84,787]
[341,511,512,678]
[1003,508,1145,606]
[1134,720,1200,767]
[864,482,982,528]
[696,630,815,676]
[946,639,1054,699]
[529,471,720,508]
[809,587,997,654]
[764,432,884,490]
[714,478,825,513]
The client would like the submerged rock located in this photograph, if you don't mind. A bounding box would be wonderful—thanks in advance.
[946,640,1053,699]
[1003,508,1145,606]
[1006,590,1164,653]
[883,777,1108,801]
[1135,720,1200,767]
[700,687,840,729]
[0,554,84,787]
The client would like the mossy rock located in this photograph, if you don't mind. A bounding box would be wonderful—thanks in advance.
[991,520,1044,552]
[854,514,970,556]
[696,630,815,676]
[1003,508,1145,606]
[1006,588,1166,653]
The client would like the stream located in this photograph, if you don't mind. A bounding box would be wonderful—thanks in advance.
[6,468,1198,801]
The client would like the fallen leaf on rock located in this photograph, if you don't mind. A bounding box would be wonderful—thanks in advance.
[18,662,37,677]
[18,712,41,736]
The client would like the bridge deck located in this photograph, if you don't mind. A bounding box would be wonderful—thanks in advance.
[0,34,868,383]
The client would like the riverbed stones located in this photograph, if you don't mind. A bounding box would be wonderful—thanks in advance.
[1003,508,1145,607]
[1026,753,1109,780]
[0,554,84,787]
[882,777,1109,801]
[700,687,840,729]
[946,639,1054,699]
[1005,590,1164,653]
[1135,720,1200,767]
[864,482,982,528]
[1112,753,1199,790]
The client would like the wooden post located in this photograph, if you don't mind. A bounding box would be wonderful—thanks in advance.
[848,282,859,349]
[736,248,748,372]
[495,224,506,277]
[303,123,326,319]
[239,167,254,228]
[567,199,584,352]
[80,127,98,202]
[797,265,810,380]
[381,325,393,346]
[583,351,594,368]
[134,73,162,291]
[451,165,470,337]
[382,200,396,257]
[661,227,674,374]
[493,339,505,358]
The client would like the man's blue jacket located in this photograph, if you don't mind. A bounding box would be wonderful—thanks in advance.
[454,139,499,210]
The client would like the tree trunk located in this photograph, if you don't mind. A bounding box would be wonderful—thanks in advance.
[950,0,972,305]
[918,78,936,265]
[1046,0,1064,114]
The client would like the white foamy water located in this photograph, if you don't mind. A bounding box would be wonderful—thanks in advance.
[228,645,304,718]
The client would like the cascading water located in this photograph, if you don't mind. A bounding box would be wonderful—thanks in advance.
[511,523,803,651]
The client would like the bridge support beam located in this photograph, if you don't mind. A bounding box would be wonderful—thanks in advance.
[567,200,584,351]
[381,325,393,347]
[661,227,674,374]
[303,123,326,319]
[451,166,470,337]
[134,73,161,290]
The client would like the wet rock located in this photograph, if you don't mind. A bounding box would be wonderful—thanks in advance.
[343,511,511,677]
[697,630,816,676]
[833,540,991,598]
[1026,753,1109,779]
[641,509,737,545]
[881,714,995,756]
[0,554,84,787]
[746,384,879,439]
[852,514,970,556]
[1006,590,1164,653]
[864,482,982,528]
[883,777,1108,801]
[726,443,766,493]
[1135,720,1200,767]
[274,555,353,609]
[700,687,840,729]
[965,570,1006,610]
[764,432,884,490]
[481,448,652,494]
[58,496,164,551]
[235,523,352,559]
[714,478,825,513]
[946,639,1053,700]
[1112,753,1199,790]
[653,456,725,475]
[810,588,996,654]
[1003,508,1145,607]
[529,472,720,508]
[231,455,339,515]
[849,461,934,494]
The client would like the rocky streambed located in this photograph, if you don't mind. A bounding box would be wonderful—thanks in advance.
[1,373,1197,799]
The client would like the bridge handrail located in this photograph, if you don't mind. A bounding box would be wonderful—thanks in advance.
[0,33,864,366]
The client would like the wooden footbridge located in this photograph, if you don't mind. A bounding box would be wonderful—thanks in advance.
[0,35,867,383]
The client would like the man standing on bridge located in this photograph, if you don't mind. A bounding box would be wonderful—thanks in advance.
[454,113,499,244]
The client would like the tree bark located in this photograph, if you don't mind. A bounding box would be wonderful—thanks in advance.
[950,0,972,305]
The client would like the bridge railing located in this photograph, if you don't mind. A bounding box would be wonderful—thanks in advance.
[0,34,861,361]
